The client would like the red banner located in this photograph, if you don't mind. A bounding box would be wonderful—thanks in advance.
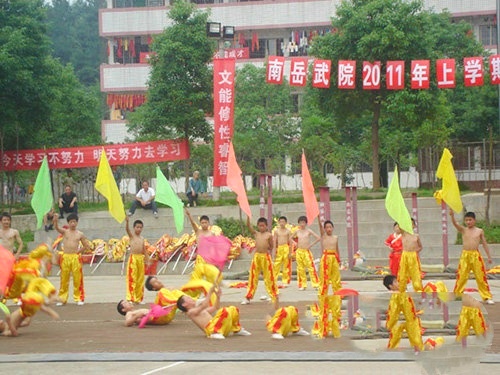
[312,59,331,88]
[464,57,483,87]
[266,56,285,84]
[490,55,500,84]
[386,61,405,90]
[411,60,430,89]
[338,60,356,89]
[289,58,308,87]
[213,58,236,187]
[1,139,189,171]
[436,59,456,88]
[362,61,381,90]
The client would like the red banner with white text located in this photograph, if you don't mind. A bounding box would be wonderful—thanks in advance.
[213,58,236,187]
[1,139,189,171]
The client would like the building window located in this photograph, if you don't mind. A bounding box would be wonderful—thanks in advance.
[479,24,497,46]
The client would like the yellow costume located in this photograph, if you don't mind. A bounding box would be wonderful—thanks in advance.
[204,306,242,337]
[311,295,342,338]
[456,305,487,341]
[58,253,84,303]
[397,251,423,292]
[318,250,341,295]
[126,253,145,303]
[295,248,319,289]
[453,249,492,301]
[245,252,278,301]
[386,291,424,351]
[266,306,302,336]
[153,287,186,324]
[190,255,222,285]
[20,278,56,318]
[273,244,292,285]
[181,279,217,306]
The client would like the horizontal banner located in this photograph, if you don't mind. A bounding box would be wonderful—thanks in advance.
[2,139,189,171]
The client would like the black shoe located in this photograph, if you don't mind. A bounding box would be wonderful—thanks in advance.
[44,226,49,232]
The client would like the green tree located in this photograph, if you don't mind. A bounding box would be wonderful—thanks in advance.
[128,1,214,181]
[309,0,485,188]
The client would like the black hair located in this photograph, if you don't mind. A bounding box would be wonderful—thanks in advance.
[383,275,397,290]
[1,212,11,220]
[298,215,307,223]
[324,220,334,228]
[464,212,476,219]
[117,300,127,316]
[393,222,398,227]
[200,215,210,222]
[145,275,156,291]
[67,213,78,222]
[411,218,416,225]
[278,216,287,222]
[257,217,268,225]
[177,296,187,312]
[133,220,144,227]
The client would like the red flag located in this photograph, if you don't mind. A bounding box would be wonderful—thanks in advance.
[227,142,252,218]
[198,235,233,271]
[0,246,15,294]
[301,152,319,224]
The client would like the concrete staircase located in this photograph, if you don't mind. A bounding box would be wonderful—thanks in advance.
[30,196,493,276]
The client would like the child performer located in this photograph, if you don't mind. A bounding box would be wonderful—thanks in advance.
[0,301,17,336]
[177,283,251,339]
[53,213,91,306]
[241,217,278,305]
[185,208,221,285]
[293,215,320,290]
[144,275,187,324]
[397,218,423,293]
[125,216,148,304]
[273,216,292,287]
[450,211,494,305]
[456,293,488,348]
[385,223,403,277]
[267,304,310,339]
[116,300,175,327]
[383,275,424,352]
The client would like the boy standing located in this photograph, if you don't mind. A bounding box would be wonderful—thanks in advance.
[0,212,23,258]
[397,219,423,293]
[241,217,278,305]
[273,216,292,287]
[177,284,251,339]
[53,213,91,306]
[450,211,494,304]
[383,275,424,352]
[317,217,341,294]
[293,215,320,290]
[125,216,148,304]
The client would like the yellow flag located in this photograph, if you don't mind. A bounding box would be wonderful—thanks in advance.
[385,166,413,234]
[434,148,463,213]
[95,150,125,223]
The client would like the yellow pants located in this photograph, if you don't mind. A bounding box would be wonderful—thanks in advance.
[20,292,44,318]
[318,251,341,295]
[386,292,423,351]
[181,279,217,306]
[245,252,278,301]
[454,250,492,301]
[273,244,291,285]
[190,255,222,285]
[296,248,319,289]
[204,306,241,337]
[311,295,341,338]
[58,253,84,303]
[126,253,145,303]
[266,306,301,336]
[456,305,487,340]
[397,251,423,292]
[153,287,186,324]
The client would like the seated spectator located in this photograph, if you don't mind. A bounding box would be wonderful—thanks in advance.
[128,181,158,218]
[58,185,78,218]
[186,171,204,207]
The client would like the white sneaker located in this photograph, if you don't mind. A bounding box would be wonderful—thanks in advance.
[209,333,225,339]
[139,301,146,305]
[294,328,310,336]
[260,295,271,301]
[56,302,64,306]
[241,299,250,305]
[77,301,85,306]
[485,299,495,305]
[154,212,158,219]
[236,328,251,336]
[272,333,284,339]
[127,212,133,216]
[298,287,306,291]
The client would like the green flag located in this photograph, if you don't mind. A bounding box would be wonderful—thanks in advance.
[31,156,53,229]
[155,166,184,233]
[385,166,413,234]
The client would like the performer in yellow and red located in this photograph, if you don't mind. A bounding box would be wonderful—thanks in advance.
[124,216,148,303]
[397,219,423,293]
[450,210,494,305]
[267,304,309,339]
[456,293,488,348]
[385,222,403,277]
[293,215,320,290]
[241,217,278,305]
[53,213,91,306]
[273,216,292,287]
[383,275,424,352]
[145,275,190,324]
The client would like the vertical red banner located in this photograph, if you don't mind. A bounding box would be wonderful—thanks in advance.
[464,57,484,87]
[213,58,236,187]
[436,59,456,89]
[411,60,430,89]
[386,61,405,90]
